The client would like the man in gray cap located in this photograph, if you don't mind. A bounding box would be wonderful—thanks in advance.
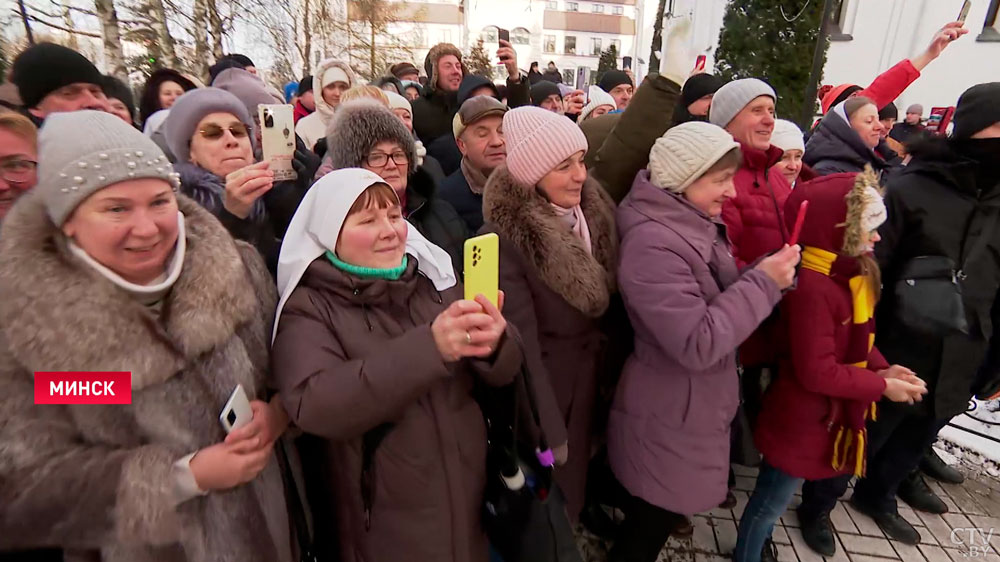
[889,103,926,145]
[438,95,508,232]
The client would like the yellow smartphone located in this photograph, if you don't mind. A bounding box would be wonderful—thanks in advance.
[464,233,499,308]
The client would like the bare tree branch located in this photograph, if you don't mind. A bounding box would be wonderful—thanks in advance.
[14,11,101,36]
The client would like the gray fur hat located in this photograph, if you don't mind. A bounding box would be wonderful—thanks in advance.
[326,99,416,173]
[38,110,179,226]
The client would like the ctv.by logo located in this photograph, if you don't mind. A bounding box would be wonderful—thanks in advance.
[950,527,996,558]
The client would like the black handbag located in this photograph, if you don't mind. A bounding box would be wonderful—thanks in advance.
[893,210,999,336]
[480,363,583,562]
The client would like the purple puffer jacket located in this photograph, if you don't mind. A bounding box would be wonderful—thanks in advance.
[607,171,782,515]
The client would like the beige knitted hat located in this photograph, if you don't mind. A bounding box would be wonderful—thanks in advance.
[648,121,740,193]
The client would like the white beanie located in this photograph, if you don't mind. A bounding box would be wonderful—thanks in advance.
[385,90,412,115]
[771,119,805,154]
[580,85,616,122]
[322,66,351,89]
[709,78,776,129]
[648,121,740,193]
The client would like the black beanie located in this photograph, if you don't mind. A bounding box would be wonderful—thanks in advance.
[878,102,898,121]
[598,70,632,93]
[11,43,103,108]
[209,58,246,84]
[681,73,723,106]
[297,75,314,97]
[953,82,1000,140]
[101,75,136,121]
[530,81,562,106]
[225,54,255,68]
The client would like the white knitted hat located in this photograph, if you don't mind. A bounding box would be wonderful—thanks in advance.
[580,85,616,122]
[709,78,776,129]
[771,119,805,154]
[385,90,412,114]
[648,121,740,193]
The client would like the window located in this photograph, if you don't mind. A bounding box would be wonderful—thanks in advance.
[980,0,1000,41]
[613,5,623,15]
[544,35,556,53]
[482,25,498,43]
[566,2,578,12]
[591,3,604,13]
[565,35,576,54]
[513,27,531,45]
[546,1,557,8]
[591,37,602,55]
[563,69,576,86]
[830,0,857,41]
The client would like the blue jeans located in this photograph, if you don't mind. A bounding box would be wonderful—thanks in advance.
[734,462,803,562]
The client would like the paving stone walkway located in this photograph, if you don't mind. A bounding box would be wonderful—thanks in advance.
[579,458,1000,562]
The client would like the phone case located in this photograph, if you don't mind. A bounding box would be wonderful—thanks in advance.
[258,104,297,182]
[464,233,500,308]
[219,384,254,433]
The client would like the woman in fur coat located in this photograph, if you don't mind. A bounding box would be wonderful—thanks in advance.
[480,106,618,523]
[0,111,293,562]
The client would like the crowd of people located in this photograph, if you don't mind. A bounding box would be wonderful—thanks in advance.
[0,16,998,562]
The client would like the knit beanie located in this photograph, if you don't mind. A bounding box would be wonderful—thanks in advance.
[162,88,255,163]
[297,76,314,97]
[385,90,412,115]
[326,99,416,172]
[878,103,898,121]
[213,68,279,119]
[530,81,562,106]
[648,121,739,193]
[11,43,103,109]
[709,78,776,129]
[101,75,137,122]
[37,110,179,226]
[771,119,805,154]
[208,58,246,84]
[580,85,616,121]
[504,106,588,187]
[323,66,352,89]
[953,83,1000,140]
[906,103,924,116]
[821,83,862,115]
[598,70,632,93]
[681,73,724,107]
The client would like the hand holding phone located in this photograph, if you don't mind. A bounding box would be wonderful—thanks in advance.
[498,28,510,43]
[464,233,499,307]
[220,384,254,434]
[788,200,809,247]
[958,0,972,23]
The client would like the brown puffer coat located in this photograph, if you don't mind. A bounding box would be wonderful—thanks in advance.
[271,256,522,562]
[480,166,618,522]
[0,195,291,562]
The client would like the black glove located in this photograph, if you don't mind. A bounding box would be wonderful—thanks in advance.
[292,148,321,190]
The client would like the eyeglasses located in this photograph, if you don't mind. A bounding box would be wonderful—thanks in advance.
[366,151,409,168]
[198,123,250,140]
[0,159,37,183]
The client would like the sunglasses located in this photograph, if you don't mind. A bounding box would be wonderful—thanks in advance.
[198,122,250,140]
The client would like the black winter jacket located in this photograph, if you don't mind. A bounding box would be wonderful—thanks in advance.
[406,167,470,273]
[804,110,895,177]
[875,137,1000,417]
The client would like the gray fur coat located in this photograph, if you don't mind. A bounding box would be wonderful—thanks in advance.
[0,194,292,562]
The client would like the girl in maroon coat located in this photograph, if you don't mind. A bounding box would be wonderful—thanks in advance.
[733,169,928,562]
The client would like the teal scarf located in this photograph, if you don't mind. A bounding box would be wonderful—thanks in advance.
[325,251,408,280]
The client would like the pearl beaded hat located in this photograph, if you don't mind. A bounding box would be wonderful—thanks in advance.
[38,110,180,226]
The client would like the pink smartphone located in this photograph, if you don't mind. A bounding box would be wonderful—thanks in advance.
[789,201,809,247]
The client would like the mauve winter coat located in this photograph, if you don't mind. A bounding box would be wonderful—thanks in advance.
[608,171,782,515]
[271,256,522,562]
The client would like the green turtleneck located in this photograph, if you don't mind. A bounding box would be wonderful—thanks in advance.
[326,251,408,280]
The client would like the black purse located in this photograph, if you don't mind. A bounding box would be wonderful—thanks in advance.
[893,210,998,336]
[480,363,583,562]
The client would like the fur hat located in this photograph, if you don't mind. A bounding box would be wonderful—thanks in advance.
[648,121,740,193]
[423,43,465,93]
[325,99,416,173]
[37,110,179,226]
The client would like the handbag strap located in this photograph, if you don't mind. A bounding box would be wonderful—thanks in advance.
[958,207,1000,279]
[275,439,318,562]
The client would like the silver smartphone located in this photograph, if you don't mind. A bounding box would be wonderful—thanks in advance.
[219,384,254,434]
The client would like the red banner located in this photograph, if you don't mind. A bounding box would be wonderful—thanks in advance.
[34,372,132,404]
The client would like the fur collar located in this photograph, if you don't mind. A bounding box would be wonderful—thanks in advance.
[482,165,617,317]
[0,193,263,390]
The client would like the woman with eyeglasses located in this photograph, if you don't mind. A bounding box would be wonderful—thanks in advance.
[163,88,281,271]
[321,99,468,270]
[0,112,38,228]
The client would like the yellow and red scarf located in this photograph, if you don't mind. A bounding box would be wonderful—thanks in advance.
[800,246,878,477]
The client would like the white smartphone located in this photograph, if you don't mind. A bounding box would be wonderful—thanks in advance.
[258,104,297,182]
[219,384,254,434]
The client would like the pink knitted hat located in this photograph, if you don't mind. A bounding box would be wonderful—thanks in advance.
[503,106,589,187]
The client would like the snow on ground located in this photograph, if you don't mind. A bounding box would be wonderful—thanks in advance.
[939,397,1000,479]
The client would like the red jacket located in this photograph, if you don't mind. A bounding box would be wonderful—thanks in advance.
[722,143,792,367]
[754,174,889,480]
[293,100,312,124]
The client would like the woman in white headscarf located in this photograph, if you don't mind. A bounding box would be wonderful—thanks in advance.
[270,168,523,562]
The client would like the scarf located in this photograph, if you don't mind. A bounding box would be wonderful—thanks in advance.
[800,245,878,477]
[460,157,491,196]
[551,203,592,255]
[326,251,409,281]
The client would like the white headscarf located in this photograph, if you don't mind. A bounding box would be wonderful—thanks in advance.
[273,168,457,342]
